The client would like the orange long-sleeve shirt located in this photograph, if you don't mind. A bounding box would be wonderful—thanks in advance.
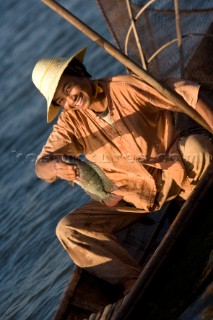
[36,74,200,210]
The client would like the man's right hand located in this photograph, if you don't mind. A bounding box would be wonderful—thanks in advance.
[54,161,78,181]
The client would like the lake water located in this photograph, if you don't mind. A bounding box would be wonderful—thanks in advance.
[0,1,123,319]
[0,1,212,319]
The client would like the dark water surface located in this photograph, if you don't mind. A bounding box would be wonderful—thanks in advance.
[0,1,123,319]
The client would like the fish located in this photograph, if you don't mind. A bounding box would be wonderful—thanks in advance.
[61,155,123,207]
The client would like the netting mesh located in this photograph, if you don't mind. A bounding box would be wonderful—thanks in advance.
[96,0,213,91]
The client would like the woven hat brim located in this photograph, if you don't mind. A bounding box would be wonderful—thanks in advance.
[47,47,87,123]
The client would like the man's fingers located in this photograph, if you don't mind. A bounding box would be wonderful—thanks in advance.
[54,162,78,180]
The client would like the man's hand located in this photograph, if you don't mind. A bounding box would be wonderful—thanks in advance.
[54,161,78,181]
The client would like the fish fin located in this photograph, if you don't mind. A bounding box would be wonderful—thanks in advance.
[68,181,75,187]
[103,194,123,207]
[80,189,103,202]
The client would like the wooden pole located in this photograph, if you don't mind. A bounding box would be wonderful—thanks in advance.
[41,0,212,133]
[125,0,147,70]
[174,0,184,77]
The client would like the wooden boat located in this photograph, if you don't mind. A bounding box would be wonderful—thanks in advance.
[40,1,213,319]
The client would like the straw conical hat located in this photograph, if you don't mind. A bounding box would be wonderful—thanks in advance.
[32,47,86,123]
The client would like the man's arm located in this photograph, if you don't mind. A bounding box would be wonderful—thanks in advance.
[162,78,213,133]
[35,116,83,183]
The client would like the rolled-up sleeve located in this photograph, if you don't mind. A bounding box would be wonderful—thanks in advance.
[165,78,200,110]
[132,75,200,113]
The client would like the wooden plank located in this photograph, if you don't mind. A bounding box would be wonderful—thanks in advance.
[54,267,124,319]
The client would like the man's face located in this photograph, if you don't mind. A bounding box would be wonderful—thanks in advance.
[53,73,93,111]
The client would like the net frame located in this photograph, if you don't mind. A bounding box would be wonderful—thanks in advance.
[96,0,213,89]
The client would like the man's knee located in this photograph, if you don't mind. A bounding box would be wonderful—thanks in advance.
[55,214,75,239]
[179,134,213,182]
[179,134,213,158]
[56,216,66,239]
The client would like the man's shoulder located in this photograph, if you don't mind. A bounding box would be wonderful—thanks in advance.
[54,108,77,129]
[99,73,142,84]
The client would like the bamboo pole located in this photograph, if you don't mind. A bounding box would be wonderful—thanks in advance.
[41,0,212,133]
[174,0,184,77]
[125,0,147,70]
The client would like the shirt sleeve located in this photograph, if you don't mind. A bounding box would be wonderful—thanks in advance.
[164,77,200,110]
[35,113,83,183]
[132,75,200,112]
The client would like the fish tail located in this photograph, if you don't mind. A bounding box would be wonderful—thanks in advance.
[103,194,123,207]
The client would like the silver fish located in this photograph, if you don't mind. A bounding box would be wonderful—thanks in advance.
[61,155,123,207]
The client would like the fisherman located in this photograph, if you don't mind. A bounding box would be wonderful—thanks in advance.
[32,47,213,295]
